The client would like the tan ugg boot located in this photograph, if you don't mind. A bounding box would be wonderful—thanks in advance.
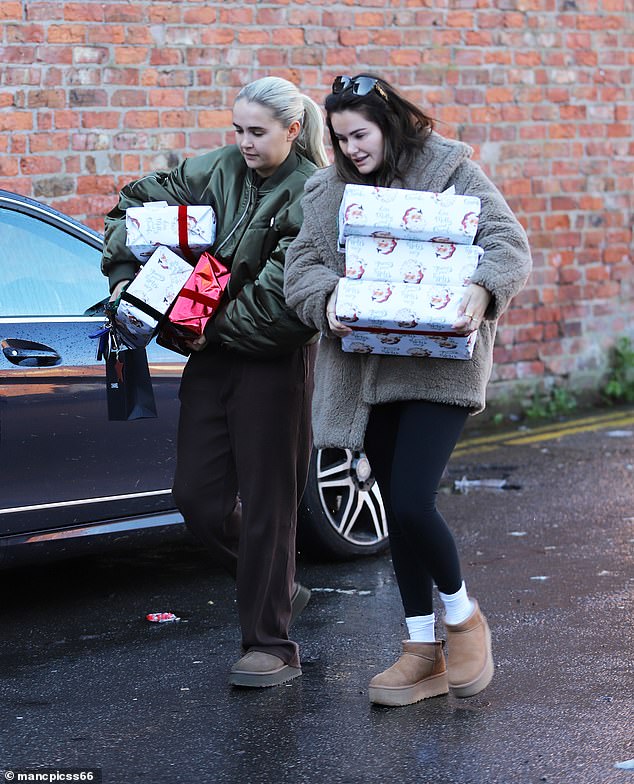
[368,640,448,706]
[445,600,494,698]
[228,651,301,688]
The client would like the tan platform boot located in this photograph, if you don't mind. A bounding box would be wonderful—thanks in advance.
[445,600,494,698]
[368,640,448,707]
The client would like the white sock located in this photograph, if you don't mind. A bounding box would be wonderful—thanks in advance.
[439,581,475,626]
[406,613,436,643]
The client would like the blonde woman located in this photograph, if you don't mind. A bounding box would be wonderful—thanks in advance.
[103,77,328,688]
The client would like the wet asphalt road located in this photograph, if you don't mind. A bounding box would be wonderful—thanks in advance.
[0,409,632,784]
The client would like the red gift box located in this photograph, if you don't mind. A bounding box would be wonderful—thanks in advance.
[157,252,230,355]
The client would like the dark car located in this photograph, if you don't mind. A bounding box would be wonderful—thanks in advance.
[0,189,388,567]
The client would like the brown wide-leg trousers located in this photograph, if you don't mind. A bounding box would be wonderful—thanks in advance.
[172,343,315,669]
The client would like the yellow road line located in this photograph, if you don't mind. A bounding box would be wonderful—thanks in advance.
[502,415,634,446]
[454,409,634,456]
[461,410,633,447]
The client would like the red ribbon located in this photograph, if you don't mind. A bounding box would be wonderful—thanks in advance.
[177,205,196,264]
[348,325,468,337]
[177,288,219,306]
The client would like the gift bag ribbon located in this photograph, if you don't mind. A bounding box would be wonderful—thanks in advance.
[120,291,164,323]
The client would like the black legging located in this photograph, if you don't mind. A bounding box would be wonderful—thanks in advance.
[364,400,468,617]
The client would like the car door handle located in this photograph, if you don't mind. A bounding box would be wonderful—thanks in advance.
[1,338,62,367]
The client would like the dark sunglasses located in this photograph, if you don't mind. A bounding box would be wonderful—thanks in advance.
[331,75,389,102]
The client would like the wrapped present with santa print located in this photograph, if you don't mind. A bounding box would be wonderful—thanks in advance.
[338,184,481,249]
[125,202,216,263]
[115,245,195,349]
[335,277,470,334]
[341,328,477,360]
[344,236,483,288]
[157,252,231,356]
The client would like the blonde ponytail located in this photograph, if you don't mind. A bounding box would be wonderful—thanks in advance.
[299,94,328,168]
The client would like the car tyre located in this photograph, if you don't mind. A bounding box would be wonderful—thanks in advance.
[297,447,390,560]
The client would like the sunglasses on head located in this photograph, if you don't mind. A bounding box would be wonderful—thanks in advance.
[331,76,389,102]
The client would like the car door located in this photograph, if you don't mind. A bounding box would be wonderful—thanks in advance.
[0,194,185,541]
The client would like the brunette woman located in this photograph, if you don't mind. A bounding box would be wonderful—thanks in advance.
[285,74,531,706]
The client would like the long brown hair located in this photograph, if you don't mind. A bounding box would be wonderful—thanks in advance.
[324,74,434,187]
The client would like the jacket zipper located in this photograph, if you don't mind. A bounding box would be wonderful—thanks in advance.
[215,175,258,255]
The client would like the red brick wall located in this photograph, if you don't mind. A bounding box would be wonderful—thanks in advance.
[1,1,632,402]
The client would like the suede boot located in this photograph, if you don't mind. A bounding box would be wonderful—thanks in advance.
[445,600,494,698]
[368,640,448,706]
[290,583,311,627]
[228,651,301,688]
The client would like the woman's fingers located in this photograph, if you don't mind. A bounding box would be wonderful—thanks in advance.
[452,312,479,334]
[454,283,491,331]
[108,279,131,302]
[327,311,352,337]
[186,335,209,352]
[326,283,353,336]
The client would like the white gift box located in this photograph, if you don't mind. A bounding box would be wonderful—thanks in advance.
[341,329,476,359]
[335,277,477,360]
[335,278,469,333]
[126,202,216,262]
[344,236,482,288]
[338,184,481,249]
[115,246,195,348]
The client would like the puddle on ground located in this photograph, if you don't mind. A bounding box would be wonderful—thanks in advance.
[452,476,523,493]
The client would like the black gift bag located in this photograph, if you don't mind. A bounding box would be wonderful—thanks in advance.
[105,346,158,421]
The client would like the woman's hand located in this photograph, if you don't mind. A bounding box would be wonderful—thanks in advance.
[453,283,492,334]
[326,283,352,337]
[185,335,209,352]
[109,279,131,303]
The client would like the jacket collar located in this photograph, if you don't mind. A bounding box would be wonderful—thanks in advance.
[249,150,302,194]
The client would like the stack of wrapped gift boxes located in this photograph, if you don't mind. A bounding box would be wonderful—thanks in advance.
[115,202,216,348]
[335,184,483,360]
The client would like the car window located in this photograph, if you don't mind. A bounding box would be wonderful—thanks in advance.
[0,207,106,317]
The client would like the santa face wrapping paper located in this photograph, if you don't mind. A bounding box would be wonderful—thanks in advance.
[335,277,476,359]
[338,184,481,249]
[335,277,469,333]
[344,236,483,288]
[115,245,195,348]
[115,298,159,349]
[125,202,216,262]
[341,329,476,359]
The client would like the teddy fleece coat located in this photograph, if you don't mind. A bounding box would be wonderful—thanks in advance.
[284,132,532,450]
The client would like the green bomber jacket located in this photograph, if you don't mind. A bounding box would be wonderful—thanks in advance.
[102,145,318,356]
